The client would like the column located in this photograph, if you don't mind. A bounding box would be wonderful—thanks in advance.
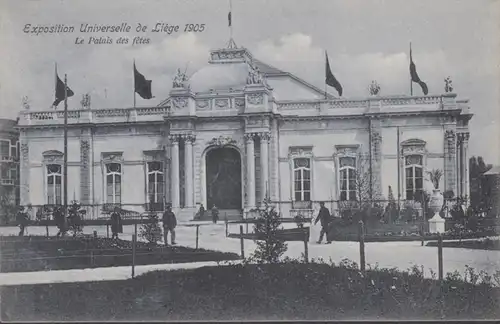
[444,129,457,195]
[170,135,180,208]
[245,133,256,208]
[459,133,466,199]
[259,132,270,201]
[463,133,470,202]
[184,134,195,208]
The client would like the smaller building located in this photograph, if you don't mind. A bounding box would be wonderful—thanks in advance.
[483,166,500,217]
[0,118,20,222]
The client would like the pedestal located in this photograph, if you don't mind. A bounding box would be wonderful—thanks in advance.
[428,214,445,233]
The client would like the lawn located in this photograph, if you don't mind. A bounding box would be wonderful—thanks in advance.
[0,236,240,273]
[2,261,499,321]
[426,237,500,251]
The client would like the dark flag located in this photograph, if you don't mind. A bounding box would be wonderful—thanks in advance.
[134,63,153,99]
[53,74,74,107]
[409,47,428,95]
[228,11,232,27]
[325,51,342,96]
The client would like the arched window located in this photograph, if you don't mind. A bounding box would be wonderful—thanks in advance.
[106,163,121,204]
[47,164,62,205]
[339,156,357,201]
[147,161,164,209]
[293,158,311,202]
[405,154,423,200]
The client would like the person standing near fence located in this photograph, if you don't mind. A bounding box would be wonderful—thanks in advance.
[110,207,123,239]
[162,203,177,245]
[16,206,29,236]
[211,204,219,224]
[314,202,332,244]
[54,205,67,237]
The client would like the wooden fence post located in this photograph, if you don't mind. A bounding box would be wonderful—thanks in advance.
[132,234,136,278]
[134,223,138,238]
[303,231,309,263]
[239,225,245,259]
[420,222,425,246]
[358,220,366,272]
[45,224,49,237]
[438,233,443,281]
[225,219,228,237]
[106,224,109,238]
[196,225,199,250]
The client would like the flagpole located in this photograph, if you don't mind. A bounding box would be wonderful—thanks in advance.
[133,59,136,108]
[410,42,413,96]
[324,51,327,100]
[229,0,233,41]
[63,74,69,224]
[54,63,58,109]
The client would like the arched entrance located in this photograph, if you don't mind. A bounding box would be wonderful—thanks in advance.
[205,147,242,210]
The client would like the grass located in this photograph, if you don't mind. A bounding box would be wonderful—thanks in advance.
[426,237,500,250]
[0,235,240,273]
[2,260,499,321]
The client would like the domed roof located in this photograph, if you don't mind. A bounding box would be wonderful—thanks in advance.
[189,62,248,93]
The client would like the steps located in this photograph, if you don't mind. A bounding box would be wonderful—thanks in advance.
[196,209,243,221]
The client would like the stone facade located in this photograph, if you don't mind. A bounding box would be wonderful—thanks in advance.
[17,46,473,221]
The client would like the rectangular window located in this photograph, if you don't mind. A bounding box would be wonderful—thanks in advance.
[339,156,357,201]
[147,161,164,211]
[0,140,9,159]
[405,155,423,201]
[293,158,311,202]
[47,164,62,205]
[106,163,122,205]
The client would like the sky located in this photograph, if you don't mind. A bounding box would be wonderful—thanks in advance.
[0,0,499,163]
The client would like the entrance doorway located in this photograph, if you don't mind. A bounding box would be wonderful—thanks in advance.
[205,147,242,210]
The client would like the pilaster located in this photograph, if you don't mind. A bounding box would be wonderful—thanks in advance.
[183,134,196,208]
[245,133,256,208]
[19,141,30,205]
[170,134,181,208]
[444,129,457,195]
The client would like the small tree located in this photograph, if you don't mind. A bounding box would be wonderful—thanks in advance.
[427,169,443,190]
[0,161,18,225]
[251,198,287,263]
[385,185,398,223]
[139,203,163,245]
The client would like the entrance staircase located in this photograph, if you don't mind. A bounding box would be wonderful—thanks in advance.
[197,209,243,221]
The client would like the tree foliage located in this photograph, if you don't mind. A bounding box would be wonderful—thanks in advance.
[469,156,494,214]
[250,198,287,263]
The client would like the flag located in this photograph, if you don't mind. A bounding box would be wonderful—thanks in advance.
[228,11,232,27]
[134,63,153,99]
[53,73,74,107]
[325,51,342,96]
[409,47,428,95]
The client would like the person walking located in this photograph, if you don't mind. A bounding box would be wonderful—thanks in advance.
[198,203,205,220]
[54,205,67,237]
[211,204,219,224]
[162,203,177,245]
[16,206,29,236]
[110,207,123,240]
[314,202,332,244]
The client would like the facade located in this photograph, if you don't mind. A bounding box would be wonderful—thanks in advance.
[0,118,20,220]
[17,45,472,221]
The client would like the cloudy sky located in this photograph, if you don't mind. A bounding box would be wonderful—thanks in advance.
[1,0,499,163]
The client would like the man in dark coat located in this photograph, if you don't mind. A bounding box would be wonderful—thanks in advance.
[314,202,332,244]
[211,204,219,224]
[16,206,29,236]
[162,203,177,245]
[110,207,123,239]
[53,206,66,237]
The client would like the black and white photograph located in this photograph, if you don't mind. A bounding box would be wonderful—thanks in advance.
[0,0,499,321]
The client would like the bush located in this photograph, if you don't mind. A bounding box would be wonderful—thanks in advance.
[139,212,163,245]
[250,198,287,263]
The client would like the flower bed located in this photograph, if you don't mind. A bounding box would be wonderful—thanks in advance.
[2,261,499,321]
[0,236,240,273]
[426,237,500,250]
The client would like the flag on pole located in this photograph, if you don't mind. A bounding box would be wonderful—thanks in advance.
[325,51,342,96]
[53,69,74,107]
[228,11,232,27]
[134,62,153,99]
[409,46,429,95]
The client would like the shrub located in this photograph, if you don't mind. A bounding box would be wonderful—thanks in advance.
[250,198,287,263]
[139,212,163,245]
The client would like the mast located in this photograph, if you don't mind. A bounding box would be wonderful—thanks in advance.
[410,42,413,96]
[63,74,69,220]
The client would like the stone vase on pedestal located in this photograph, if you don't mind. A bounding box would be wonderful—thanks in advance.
[428,189,445,233]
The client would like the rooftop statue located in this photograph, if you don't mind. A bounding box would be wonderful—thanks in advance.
[173,68,189,89]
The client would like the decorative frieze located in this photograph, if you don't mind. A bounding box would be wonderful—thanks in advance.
[195,100,210,110]
[207,135,237,147]
[288,146,313,159]
[235,98,245,108]
[214,99,229,110]
[247,93,264,105]
[102,152,124,163]
[172,97,188,109]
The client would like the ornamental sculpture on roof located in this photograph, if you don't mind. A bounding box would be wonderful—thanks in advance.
[172,68,189,89]
[247,61,264,85]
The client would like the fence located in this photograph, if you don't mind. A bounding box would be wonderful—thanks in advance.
[0,222,241,277]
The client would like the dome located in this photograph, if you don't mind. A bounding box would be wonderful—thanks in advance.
[189,62,248,93]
